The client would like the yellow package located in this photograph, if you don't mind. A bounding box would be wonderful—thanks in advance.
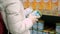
[47,0,52,10]
[23,0,30,9]
[43,0,52,10]
[37,0,44,10]
[36,0,41,10]
[58,0,60,16]
[31,0,37,10]
[52,0,58,16]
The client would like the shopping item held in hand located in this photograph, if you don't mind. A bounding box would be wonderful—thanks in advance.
[31,10,42,18]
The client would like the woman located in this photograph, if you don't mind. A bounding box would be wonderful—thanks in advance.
[0,0,40,34]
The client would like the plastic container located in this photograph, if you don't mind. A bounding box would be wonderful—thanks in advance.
[31,10,42,17]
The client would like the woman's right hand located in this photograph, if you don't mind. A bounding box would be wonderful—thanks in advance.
[28,14,40,23]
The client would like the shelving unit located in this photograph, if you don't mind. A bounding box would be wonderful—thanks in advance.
[31,15,60,34]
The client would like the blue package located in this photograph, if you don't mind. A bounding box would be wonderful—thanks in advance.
[30,30,33,34]
[38,31,43,34]
[38,22,44,31]
[56,23,60,33]
[32,30,37,34]
[43,32,46,34]
[32,23,37,29]
[56,26,60,33]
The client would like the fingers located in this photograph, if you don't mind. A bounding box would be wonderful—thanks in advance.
[29,13,40,18]
[35,19,38,21]
[28,13,41,23]
[32,19,38,23]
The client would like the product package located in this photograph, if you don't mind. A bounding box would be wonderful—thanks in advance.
[38,22,44,31]
[51,0,58,16]
[56,23,60,33]
[23,0,30,9]
[58,0,60,16]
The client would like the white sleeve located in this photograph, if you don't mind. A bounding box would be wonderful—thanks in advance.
[3,0,33,34]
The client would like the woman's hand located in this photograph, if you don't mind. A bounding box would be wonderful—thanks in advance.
[28,14,40,23]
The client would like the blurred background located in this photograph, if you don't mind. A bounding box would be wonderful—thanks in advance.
[21,0,60,34]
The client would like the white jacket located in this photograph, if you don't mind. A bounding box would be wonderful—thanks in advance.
[0,0,33,34]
